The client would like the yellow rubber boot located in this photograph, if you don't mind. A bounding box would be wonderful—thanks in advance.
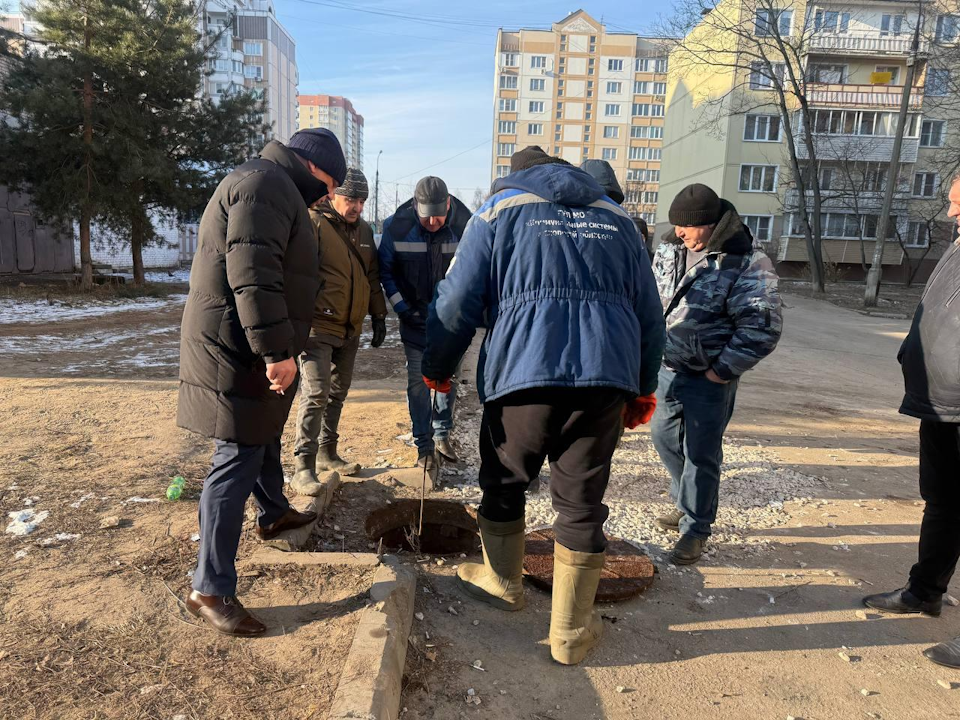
[550,542,605,665]
[456,516,526,611]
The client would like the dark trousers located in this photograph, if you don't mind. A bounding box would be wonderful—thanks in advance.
[403,342,456,455]
[907,420,960,601]
[294,335,360,457]
[192,437,290,596]
[477,387,626,554]
[650,366,739,539]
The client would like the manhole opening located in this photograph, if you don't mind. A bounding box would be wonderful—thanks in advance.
[365,499,479,556]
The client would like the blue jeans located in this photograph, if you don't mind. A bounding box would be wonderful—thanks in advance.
[403,342,456,455]
[192,438,290,596]
[650,366,738,539]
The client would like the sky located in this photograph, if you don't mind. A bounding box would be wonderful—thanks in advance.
[275,0,674,209]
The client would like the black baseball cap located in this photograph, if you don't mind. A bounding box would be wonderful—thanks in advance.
[415,176,449,218]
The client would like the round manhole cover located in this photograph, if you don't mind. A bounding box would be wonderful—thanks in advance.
[523,528,656,603]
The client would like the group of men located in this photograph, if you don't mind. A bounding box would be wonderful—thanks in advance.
[175,130,960,670]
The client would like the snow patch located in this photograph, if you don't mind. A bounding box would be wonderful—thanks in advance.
[1,294,186,326]
[6,509,50,536]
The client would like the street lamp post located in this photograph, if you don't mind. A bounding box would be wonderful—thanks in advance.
[374,150,383,232]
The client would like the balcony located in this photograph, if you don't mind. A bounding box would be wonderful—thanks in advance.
[807,34,929,57]
[793,132,919,163]
[784,187,910,212]
[807,83,924,109]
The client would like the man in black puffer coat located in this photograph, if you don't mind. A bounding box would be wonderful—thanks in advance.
[177,130,346,636]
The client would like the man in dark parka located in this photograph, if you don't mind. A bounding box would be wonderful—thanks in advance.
[177,130,346,635]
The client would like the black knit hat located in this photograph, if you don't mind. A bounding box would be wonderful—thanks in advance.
[510,145,570,173]
[335,168,369,200]
[669,183,723,226]
[287,129,347,185]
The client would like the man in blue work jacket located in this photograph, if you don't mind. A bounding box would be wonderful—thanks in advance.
[378,176,470,468]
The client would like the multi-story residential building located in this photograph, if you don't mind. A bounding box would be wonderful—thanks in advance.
[659,0,958,282]
[492,10,671,229]
[202,0,298,143]
[297,95,365,171]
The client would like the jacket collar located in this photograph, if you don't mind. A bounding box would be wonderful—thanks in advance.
[259,141,328,207]
[660,199,753,255]
[316,199,352,228]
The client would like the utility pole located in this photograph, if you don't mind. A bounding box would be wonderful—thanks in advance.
[864,3,923,306]
[374,149,382,232]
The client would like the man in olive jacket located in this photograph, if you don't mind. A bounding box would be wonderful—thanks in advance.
[291,168,387,494]
[177,130,346,636]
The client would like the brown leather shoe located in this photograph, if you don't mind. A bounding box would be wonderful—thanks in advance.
[255,508,318,541]
[185,591,266,636]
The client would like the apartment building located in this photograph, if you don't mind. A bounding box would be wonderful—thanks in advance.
[297,95,365,171]
[202,0,298,143]
[659,0,958,282]
[492,10,670,228]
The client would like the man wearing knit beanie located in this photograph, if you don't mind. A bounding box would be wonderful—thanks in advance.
[649,183,783,565]
[287,128,348,196]
[290,167,387,493]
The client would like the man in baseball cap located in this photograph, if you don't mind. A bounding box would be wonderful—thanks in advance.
[414,176,452,232]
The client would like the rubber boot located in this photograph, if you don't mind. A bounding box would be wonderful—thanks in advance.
[290,454,323,497]
[456,516,526,611]
[316,443,360,476]
[550,542,605,665]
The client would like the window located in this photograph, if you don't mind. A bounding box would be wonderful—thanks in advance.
[653,82,667,95]
[936,15,959,43]
[496,165,510,178]
[232,60,243,73]
[755,9,793,37]
[807,64,846,84]
[744,114,782,141]
[811,109,920,137]
[634,81,650,95]
[243,42,263,56]
[631,126,648,139]
[913,172,938,197]
[499,98,517,112]
[875,65,901,84]
[632,103,650,117]
[607,81,622,94]
[654,58,668,73]
[819,166,836,191]
[630,147,647,160]
[498,120,517,134]
[528,123,543,135]
[215,82,228,95]
[501,53,519,67]
[742,215,772,242]
[499,75,518,90]
[530,78,545,91]
[881,14,903,37]
[608,59,624,72]
[640,212,657,224]
[921,120,946,147]
[739,165,778,192]
[649,169,660,182]
[927,68,951,96]
[651,105,665,117]
[213,59,230,71]
[605,103,621,116]
[651,126,663,139]
[814,10,850,34]
[603,126,620,139]
[243,65,263,80]
[636,58,650,72]
[531,55,547,69]
[602,147,618,160]
[749,62,786,89]
[643,191,659,204]
[626,169,645,181]
[906,221,931,248]
[864,167,887,192]
[497,142,516,157]
[529,101,545,113]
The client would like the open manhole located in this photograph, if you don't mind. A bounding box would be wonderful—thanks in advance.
[523,528,656,603]
[365,499,479,556]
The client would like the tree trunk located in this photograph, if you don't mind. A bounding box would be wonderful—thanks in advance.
[131,211,145,286]
[79,20,94,291]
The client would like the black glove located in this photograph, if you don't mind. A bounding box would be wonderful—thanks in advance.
[371,317,387,348]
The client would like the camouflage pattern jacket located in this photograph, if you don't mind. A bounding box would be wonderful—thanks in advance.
[652,200,783,380]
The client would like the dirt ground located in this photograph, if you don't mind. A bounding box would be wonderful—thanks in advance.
[1,281,959,719]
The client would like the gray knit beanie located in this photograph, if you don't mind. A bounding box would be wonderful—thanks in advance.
[668,183,723,227]
[335,168,369,200]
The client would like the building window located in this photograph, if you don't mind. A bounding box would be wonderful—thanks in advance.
[499,98,517,112]
[649,169,660,182]
[650,148,662,160]
[602,147,618,160]
[875,65,901,84]
[528,123,543,135]
[498,120,517,134]
[243,65,263,80]
[814,10,850,34]
[881,14,904,37]
[927,68,951,96]
[650,126,663,139]
[500,75,518,90]
[653,82,667,95]
[755,9,793,37]
[606,81,622,95]
[913,172,939,197]
[654,58,668,73]
[496,164,510,178]
[605,103,621,116]
[643,191,659,204]
[531,55,547,69]
[626,169,645,181]
[749,62,786,89]
[744,114,782,141]
[636,58,649,72]
[807,63,846,84]
[936,15,959,43]
[634,81,649,95]
[651,105,665,117]
[501,53,519,67]
[530,78,545,91]
[920,120,946,147]
[812,109,919,137]
[640,211,657,224]
[739,164,778,192]
[631,126,648,139]
[906,221,931,248]
[603,126,620,139]
[632,103,650,117]
[864,167,887,192]
[608,58,624,72]
[529,101,545,113]
[629,146,647,160]
[243,42,263,56]
[742,215,773,242]
[497,142,516,157]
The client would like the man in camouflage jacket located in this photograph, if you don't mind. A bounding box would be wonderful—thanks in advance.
[650,183,782,565]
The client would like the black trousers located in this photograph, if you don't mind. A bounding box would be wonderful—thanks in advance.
[478,387,626,554]
[908,420,960,601]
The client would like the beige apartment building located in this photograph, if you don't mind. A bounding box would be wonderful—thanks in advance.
[297,95,365,171]
[492,10,671,228]
[658,0,958,282]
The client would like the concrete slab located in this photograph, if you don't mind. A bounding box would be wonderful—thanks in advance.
[241,549,384,568]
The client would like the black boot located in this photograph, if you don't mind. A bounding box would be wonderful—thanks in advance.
[923,637,960,669]
[863,587,942,617]
[669,534,706,565]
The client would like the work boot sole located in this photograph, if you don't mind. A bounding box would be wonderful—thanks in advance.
[317,462,361,477]
[456,575,525,612]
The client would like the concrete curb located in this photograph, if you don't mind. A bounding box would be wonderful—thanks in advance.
[328,556,417,720]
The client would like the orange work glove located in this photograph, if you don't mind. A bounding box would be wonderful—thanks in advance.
[623,394,657,429]
[423,376,452,393]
